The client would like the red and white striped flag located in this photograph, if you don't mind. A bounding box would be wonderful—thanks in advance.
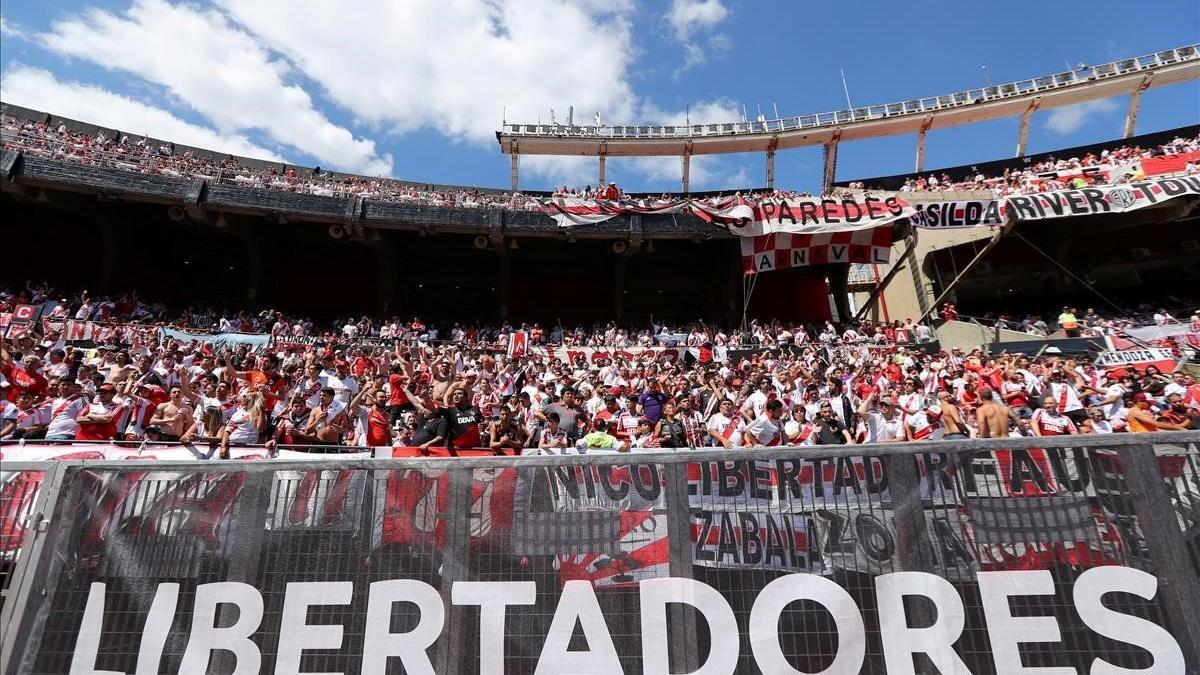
[507,331,528,359]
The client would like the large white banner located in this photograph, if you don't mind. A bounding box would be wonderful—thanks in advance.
[1004,175,1200,222]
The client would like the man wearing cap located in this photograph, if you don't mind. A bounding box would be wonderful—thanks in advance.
[1127,392,1190,432]
[326,359,359,406]
[75,384,122,441]
[637,378,668,425]
[858,392,904,443]
[0,389,48,439]
[1058,307,1080,337]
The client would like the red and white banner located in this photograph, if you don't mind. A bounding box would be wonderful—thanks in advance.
[507,331,528,359]
[535,345,686,365]
[543,194,915,236]
[740,227,893,274]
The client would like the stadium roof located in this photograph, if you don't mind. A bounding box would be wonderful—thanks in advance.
[496,45,1200,158]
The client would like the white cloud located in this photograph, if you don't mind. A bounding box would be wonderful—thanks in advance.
[1044,98,1120,135]
[1,15,28,40]
[664,0,730,75]
[666,0,728,33]
[36,0,391,174]
[216,0,640,145]
[17,0,746,188]
[0,64,283,160]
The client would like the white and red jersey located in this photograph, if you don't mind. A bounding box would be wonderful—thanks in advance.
[294,376,328,408]
[1001,381,1030,408]
[472,390,502,418]
[45,395,88,437]
[9,404,48,434]
[224,407,260,445]
[1030,408,1078,436]
[905,409,943,441]
[1047,382,1085,413]
[897,392,924,418]
[75,400,121,441]
[743,414,782,446]
[705,412,744,448]
[122,396,157,438]
[783,419,817,446]
[865,411,905,444]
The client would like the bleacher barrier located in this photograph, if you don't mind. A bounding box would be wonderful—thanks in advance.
[2,432,1199,674]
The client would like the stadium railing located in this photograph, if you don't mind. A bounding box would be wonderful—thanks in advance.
[501,45,1200,140]
[3,431,1199,673]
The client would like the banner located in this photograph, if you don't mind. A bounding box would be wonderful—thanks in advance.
[543,194,915,236]
[740,227,893,274]
[534,345,686,365]
[1094,347,1178,373]
[5,441,1196,674]
[909,199,1006,229]
[160,327,272,351]
[1004,175,1200,222]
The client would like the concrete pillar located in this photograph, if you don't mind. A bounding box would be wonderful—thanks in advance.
[598,153,606,186]
[765,137,778,189]
[510,151,520,192]
[243,232,262,304]
[613,253,627,319]
[915,115,933,173]
[1125,73,1154,139]
[496,250,511,319]
[828,267,851,322]
[95,217,118,293]
[367,235,397,315]
[1015,97,1041,158]
[822,137,839,193]
[681,152,691,194]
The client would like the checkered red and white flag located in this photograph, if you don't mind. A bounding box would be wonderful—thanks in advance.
[740,227,893,274]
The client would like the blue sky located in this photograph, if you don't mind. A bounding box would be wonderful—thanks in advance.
[2,1,1197,194]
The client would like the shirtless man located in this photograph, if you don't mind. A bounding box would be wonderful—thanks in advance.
[937,390,970,438]
[148,385,194,441]
[975,387,1019,438]
[105,350,138,386]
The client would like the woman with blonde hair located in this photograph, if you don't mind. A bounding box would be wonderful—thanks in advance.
[219,391,268,458]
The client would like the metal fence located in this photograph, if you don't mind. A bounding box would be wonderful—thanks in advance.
[3,432,1199,674]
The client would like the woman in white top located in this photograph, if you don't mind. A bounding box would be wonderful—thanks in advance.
[1080,407,1113,434]
[219,391,268,458]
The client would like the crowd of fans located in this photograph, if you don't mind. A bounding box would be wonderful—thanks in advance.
[0,115,543,211]
[876,132,1200,195]
[940,302,1200,339]
[6,113,1197,214]
[2,285,1195,455]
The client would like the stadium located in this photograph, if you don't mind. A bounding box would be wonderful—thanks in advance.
[2,6,1200,673]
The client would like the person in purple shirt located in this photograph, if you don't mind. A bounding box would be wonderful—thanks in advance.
[637,379,668,424]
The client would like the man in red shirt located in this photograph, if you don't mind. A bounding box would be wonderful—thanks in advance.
[76,385,122,441]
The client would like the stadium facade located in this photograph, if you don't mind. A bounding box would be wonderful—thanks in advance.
[2,44,1198,326]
